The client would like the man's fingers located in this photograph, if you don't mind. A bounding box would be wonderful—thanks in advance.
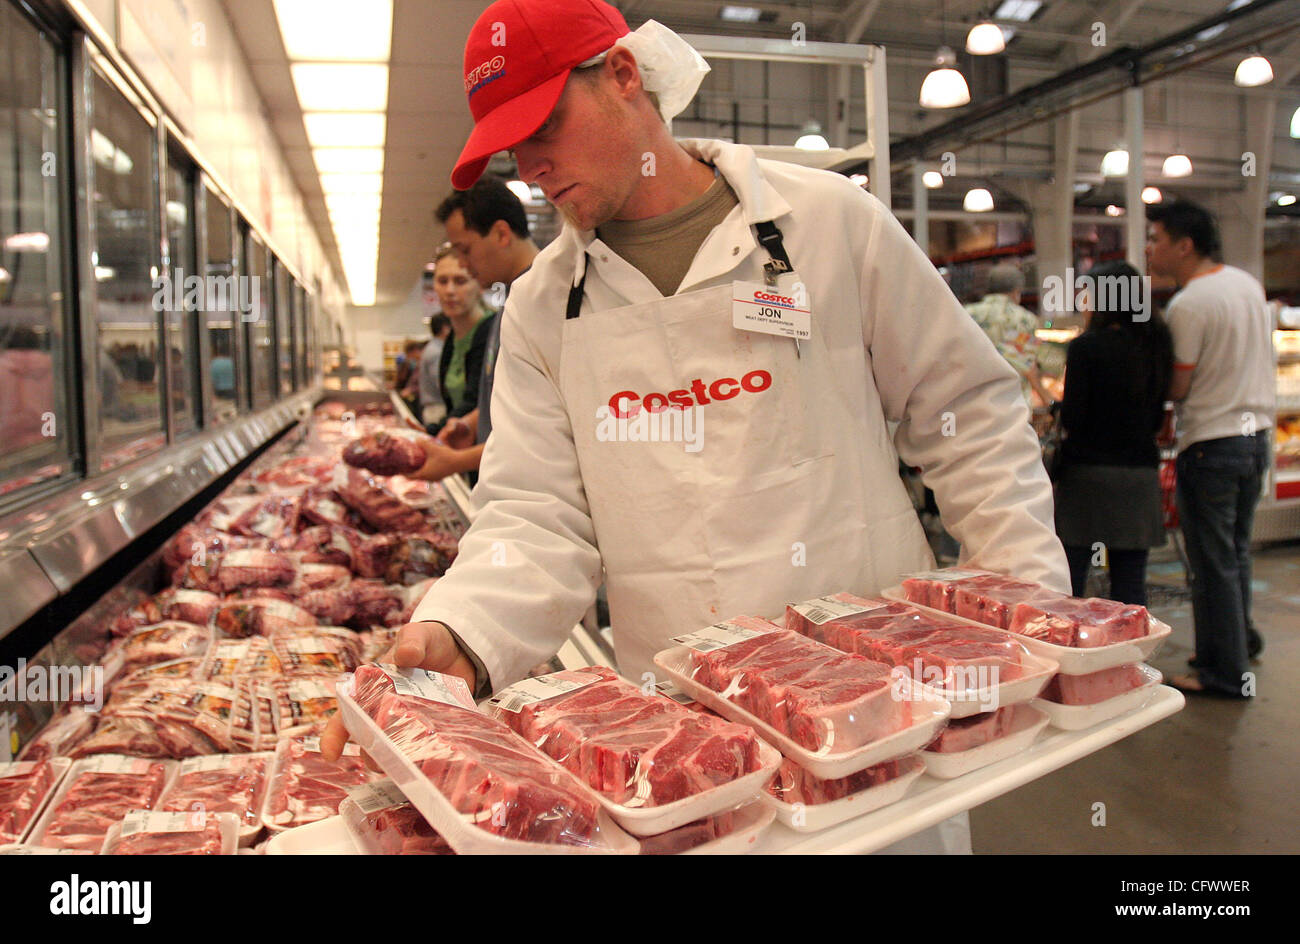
[320,713,351,762]
[384,621,478,692]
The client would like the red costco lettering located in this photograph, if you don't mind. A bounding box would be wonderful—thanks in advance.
[465,55,506,92]
[606,369,772,417]
[753,291,795,306]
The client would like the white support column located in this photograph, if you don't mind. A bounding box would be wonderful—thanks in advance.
[912,162,929,255]
[1035,111,1079,318]
[834,65,851,148]
[1124,86,1145,271]
[1208,93,1277,282]
[865,49,891,209]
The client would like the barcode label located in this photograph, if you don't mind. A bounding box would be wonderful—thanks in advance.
[120,810,202,837]
[79,755,154,775]
[654,680,695,705]
[286,638,333,655]
[673,617,775,653]
[904,569,988,582]
[347,780,407,814]
[380,666,475,709]
[791,595,885,625]
[180,755,238,774]
[297,736,360,756]
[0,761,39,779]
[487,672,602,713]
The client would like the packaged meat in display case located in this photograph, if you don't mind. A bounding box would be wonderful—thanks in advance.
[762,755,926,832]
[274,676,342,733]
[261,735,377,832]
[1033,665,1164,731]
[654,617,950,778]
[268,626,362,676]
[920,705,1051,780]
[177,549,297,594]
[213,598,319,638]
[115,622,212,673]
[159,753,274,844]
[17,707,96,761]
[1009,597,1149,649]
[335,469,428,533]
[100,811,239,856]
[785,593,1057,718]
[1039,664,1150,705]
[27,756,175,852]
[343,429,435,476]
[0,758,71,844]
[636,803,776,855]
[485,666,779,835]
[339,781,455,855]
[336,664,638,854]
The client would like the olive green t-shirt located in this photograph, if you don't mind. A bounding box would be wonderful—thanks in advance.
[443,328,476,412]
[597,171,739,297]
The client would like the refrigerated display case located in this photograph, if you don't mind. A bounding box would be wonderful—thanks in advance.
[1256,328,1300,540]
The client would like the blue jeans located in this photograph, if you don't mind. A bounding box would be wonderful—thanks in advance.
[1175,434,1270,696]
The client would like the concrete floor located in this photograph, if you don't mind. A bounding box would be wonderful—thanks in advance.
[969,540,1300,854]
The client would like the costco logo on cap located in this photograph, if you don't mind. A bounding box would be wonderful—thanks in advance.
[451,0,630,189]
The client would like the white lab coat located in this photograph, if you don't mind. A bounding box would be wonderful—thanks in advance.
[413,138,1068,691]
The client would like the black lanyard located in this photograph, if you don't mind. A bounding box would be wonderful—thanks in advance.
[565,219,794,320]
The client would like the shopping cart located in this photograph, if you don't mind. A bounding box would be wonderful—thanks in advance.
[1159,449,1192,582]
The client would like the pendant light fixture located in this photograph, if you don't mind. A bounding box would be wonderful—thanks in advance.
[1101,148,1129,177]
[922,170,944,188]
[1234,49,1273,87]
[795,120,830,150]
[964,187,994,212]
[1162,81,1192,179]
[921,1,971,108]
[1141,186,1163,204]
[1289,105,1299,139]
[965,18,1005,55]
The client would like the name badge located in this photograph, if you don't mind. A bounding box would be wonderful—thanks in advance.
[731,281,811,340]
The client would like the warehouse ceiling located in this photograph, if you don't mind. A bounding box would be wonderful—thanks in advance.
[224,0,1300,307]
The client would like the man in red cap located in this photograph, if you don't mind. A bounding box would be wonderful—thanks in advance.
[327,3,1068,854]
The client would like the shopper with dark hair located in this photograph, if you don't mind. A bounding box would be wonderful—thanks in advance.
[1146,200,1276,698]
[1053,261,1173,604]
[428,245,495,431]
[417,313,452,426]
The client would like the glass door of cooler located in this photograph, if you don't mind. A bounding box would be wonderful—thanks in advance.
[202,182,240,424]
[241,225,275,410]
[1274,328,1300,501]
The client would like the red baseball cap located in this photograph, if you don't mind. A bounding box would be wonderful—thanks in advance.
[451,0,629,189]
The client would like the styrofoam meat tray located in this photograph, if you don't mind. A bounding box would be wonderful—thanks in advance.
[880,583,1173,675]
[1032,664,1165,731]
[99,811,241,856]
[653,646,951,780]
[159,751,274,847]
[920,705,1051,779]
[10,757,72,845]
[336,678,639,855]
[264,815,360,855]
[676,802,776,855]
[25,756,180,852]
[761,755,927,833]
[917,651,1059,720]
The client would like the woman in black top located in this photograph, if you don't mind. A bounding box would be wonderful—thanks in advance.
[427,246,497,435]
[1054,261,1174,604]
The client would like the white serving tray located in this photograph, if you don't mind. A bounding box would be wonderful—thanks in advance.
[1031,664,1164,730]
[336,677,638,855]
[653,646,951,780]
[879,584,1173,675]
[264,815,360,855]
[760,755,926,833]
[920,705,1051,779]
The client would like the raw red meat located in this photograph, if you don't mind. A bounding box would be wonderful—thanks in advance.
[17,708,95,761]
[207,494,301,540]
[74,681,236,758]
[349,796,456,855]
[214,598,318,637]
[924,706,1017,752]
[162,525,263,571]
[263,737,375,830]
[178,549,296,594]
[1040,664,1148,705]
[160,754,270,831]
[490,667,761,807]
[343,429,433,476]
[686,624,909,752]
[153,588,223,626]
[287,562,351,594]
[348,579,406,628]
[1009,597,1149,649]
[637,811,738,855]
[953,576,1060,629]
[269,627,361,676]
[337,469,427,533]
[119,622,211,672]
[766,757,908,805]
[38,760,170,851]
[299,488,367,531]
[354,532,453,584]
[352,664,602,847]
[290,524,364,569]
[0,761,59,843]
[104,816,226,855]
[298,587,357,625]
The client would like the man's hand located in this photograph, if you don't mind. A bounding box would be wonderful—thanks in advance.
[438,417,474,449]
[321,621,478,762]
[410,438,468,482]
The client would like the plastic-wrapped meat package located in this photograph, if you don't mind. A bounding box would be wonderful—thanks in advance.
[287,562,352,594]
[0,761,60,843]
[951,576,1062,630]
[160,754,271,834]
[341,782,455,855]
[487,667,762,807]
[119,622,212,673]
[112,656,204,692]
[214,598,318,637]
[353,532,451,584]
[348,579,406,628]
[924,706,1019,752]
[299,488,365,531]
[205,494,301,540]
[637,811,738,855]
[336,468,427,533]
[152,588,223,626]
[362,627,399,662]
[289,524,364,570]
[109,596,162,636]
[178,549,296,595]
[269,627,361,676]
[18,708,96,761]
[343,429,434,476]
[102,811,230,855]
[230,678,278,751]
[767,756,910,805]
[1009,597,1150,649]
[162,524,263,571]
[396,577,439,626]
[274,676,341,733]
[786,594,1025,689]
[683,619,909,752]
[73,681,236,758]
[1040,664,1148,704]
[262,736,376,831]
[36,757,171,851]
[350,664,603,847]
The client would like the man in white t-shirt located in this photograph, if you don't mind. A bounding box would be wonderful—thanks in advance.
[1146,201,1276,698]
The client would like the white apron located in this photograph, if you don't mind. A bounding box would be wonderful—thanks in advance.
[556,227,935,683]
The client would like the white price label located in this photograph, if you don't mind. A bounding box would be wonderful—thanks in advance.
[347,780,408,814]
[673,617,776,653]
[488,672,602,714]
[379,666,475,709]
[120,810,201,837]
[791,595,885,626]
[297,736,360,756]
[79,755,155,775]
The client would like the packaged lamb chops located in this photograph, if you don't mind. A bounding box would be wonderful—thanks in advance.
[100,810,238,855]
[0,758,71,844]
[762,755,926,832]
[27,755,176,852]
[887,569,1172,674]
[485,666,779,835]
[920,704,1050,780]
[261,734,378,832]
[268,626,362,676]
[339,781,455,855]
[785,593,1057,718]
[654,617,950,779]
[159,753,274,844]
[336,664,638,854]
[1033,664,1164,731]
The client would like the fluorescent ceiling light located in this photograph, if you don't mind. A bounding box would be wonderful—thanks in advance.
[1101,148,1129,177]
[1291,106,1300,138]
[505,180,533,204]
[796,133,830,150]
[0,267,9,283]
[326,192,381,213]
[1141,186,1163,204]
[304,113,386,148]
[273,0,392,61]
[966,22,1006,55]
[1162,154,1193,177]
[291,63,388,112]
[720,5,761,22]
[313,148,384,174]
[994,0,1041,22]
[963,188,994,212]
[1279,194,1297,207]
[923,171,944,188]
[3,232,50,252]
[1195,23,1227,42]
[1073,182,1092,194]
[1234,54,1273,87]
[320,173,383,195]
